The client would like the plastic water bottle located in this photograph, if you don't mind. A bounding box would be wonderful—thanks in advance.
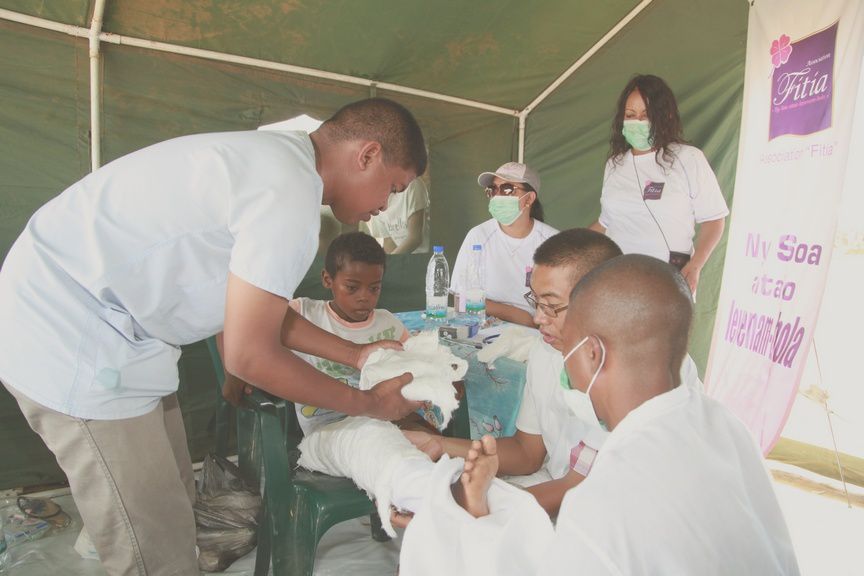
[425,246,449,322]
[464,244,486,322]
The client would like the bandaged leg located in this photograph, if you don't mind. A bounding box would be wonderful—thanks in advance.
[398,454,556,576]
[297,416,431,537]
[390,457,439,513]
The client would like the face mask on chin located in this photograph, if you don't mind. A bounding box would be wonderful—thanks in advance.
[488,195,526,226]
[622,119,653,152]
[559,335,607,430]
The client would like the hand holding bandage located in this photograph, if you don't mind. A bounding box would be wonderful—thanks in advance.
[360,331,467,429]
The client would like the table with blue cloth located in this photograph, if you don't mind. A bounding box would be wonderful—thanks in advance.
[394,310,528,439]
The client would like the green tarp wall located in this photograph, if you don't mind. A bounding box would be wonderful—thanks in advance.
[0,0,748,489]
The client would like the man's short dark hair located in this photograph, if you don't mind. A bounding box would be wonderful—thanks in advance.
[323,98,427,176]
[570,254,693,378]
[533,228,622,280]
[324,232,387,277]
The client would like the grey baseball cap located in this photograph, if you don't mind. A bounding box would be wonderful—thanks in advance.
[477,161,541,193]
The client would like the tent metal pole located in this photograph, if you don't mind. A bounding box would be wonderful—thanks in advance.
[89,0,107,171]
[519,0,655,121]
[517,113,527,163]
[0,9,519,119]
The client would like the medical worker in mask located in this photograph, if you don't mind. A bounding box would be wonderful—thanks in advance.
[589,74,728,295]
[450,162,559,327]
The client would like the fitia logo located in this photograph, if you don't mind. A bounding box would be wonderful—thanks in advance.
[769,22,837,140]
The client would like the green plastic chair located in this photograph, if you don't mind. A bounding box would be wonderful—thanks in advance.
[206,337,400,576]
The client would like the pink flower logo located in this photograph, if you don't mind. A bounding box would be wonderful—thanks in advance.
[770,34,793,69]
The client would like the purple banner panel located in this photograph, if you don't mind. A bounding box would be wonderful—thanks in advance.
[769,22,838,139]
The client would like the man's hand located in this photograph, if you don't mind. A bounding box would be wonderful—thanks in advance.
[390,508,414,529]
[222,373,253,407]
[403,430,445,461]
[364,372,422,421]
[353,339,404,370]
[680,261,702,296]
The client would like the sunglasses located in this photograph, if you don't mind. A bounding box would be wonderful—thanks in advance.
[523,291,569,318]
[484,183,528,198]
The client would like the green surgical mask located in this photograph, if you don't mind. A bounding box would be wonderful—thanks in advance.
[488,195,525,226]
[622,119,653,151]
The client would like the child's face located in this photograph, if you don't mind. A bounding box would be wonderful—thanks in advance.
[323,260,385,323]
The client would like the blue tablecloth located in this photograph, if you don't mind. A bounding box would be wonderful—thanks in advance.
[395,311,528,439]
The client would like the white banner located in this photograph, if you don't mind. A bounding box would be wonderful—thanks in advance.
[705,0,864,454]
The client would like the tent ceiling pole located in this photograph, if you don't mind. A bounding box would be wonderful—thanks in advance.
[0,9,518,119]
[516,0,655,162]
[89,0,107,171]
[520,0,654,117]
[517,114,526,163]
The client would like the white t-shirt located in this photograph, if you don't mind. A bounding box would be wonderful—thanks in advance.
[545,384,798,575]
[290,297,409,435]
[450,219,559,314]
[599,144,729,261]
[0,131,322,420]
[366,178,430,253]
[399,385,799,576]
[515,340,704,481]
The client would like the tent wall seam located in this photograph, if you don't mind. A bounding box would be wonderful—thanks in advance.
[0,7,520,132]
[2,3,658,167]
[516,0,655,161]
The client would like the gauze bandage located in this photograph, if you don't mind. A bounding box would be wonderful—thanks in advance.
[476,325,539,365]
[297,416,430,537]
[360,331,467,429]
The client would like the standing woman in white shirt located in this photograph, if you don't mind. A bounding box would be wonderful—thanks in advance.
[451,162,559,327]
[589,74,729,294]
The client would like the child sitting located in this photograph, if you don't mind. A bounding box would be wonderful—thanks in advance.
[290,231,410,435]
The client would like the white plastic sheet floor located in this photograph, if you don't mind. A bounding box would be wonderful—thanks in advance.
[2,468,862,575]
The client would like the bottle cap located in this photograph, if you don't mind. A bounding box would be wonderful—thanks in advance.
[433,245,444,253]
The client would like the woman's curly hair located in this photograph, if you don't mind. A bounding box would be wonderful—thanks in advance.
[608,74,686,167]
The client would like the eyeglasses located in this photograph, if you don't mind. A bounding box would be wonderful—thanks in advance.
[484,183,526,198]
[523,291,569,318]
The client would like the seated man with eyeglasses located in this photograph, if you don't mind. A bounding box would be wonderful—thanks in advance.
[449,162,559,327]
[406,228,703,517]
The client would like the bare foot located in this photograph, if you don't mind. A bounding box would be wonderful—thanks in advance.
[453,435,498,518]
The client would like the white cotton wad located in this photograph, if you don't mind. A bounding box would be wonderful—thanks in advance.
[297,416,430,537]
[360,331,468,429]
[476,325,540,365]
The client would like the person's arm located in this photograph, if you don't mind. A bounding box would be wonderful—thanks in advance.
[681,217,725,294]
[216,332,254,406]
[404,429,546,476]
[389,209,425,255]
[486,300,536,328]
[382,237,398,254]
[588,220,606,234]
[525,469,586,517]
[223,272,421,420]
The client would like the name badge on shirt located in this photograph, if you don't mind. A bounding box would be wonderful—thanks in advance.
[642,180,664,200]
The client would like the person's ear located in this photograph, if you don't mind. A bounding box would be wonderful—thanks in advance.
[322,269,333,289]
[357,141,383,171]
[524,190,536,207]
[587,335,604,371]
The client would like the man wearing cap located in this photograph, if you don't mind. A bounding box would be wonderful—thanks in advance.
[450,162,559,327]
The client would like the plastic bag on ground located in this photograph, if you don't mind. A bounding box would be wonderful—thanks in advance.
[194,454,261,572]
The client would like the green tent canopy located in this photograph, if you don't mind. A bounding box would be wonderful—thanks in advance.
[0,0,750,488]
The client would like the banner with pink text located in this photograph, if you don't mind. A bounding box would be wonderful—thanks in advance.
[705,0,864,454]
